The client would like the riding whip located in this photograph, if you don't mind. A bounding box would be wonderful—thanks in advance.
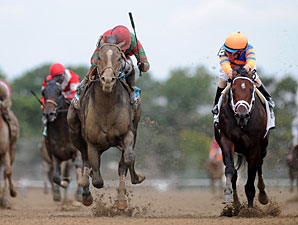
[30,90,44,106]
[128,12,142,76]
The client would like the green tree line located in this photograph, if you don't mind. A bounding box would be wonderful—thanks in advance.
[1,64,296,179]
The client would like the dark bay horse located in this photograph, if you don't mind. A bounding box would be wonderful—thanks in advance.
[67,39,145,208]
[42,80,83,200]
[0,107,19,203]
[287,145,298,193]
[214,68,270,210]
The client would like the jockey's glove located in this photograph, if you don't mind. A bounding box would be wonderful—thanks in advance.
[138,62,145,72]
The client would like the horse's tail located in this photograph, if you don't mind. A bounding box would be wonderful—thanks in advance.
[235,153,246,171]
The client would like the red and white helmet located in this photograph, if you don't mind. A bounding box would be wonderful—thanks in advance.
[49,63,65,76]
[102,25,131,51]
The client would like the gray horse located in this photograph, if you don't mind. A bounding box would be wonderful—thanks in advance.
[67,39,145,208]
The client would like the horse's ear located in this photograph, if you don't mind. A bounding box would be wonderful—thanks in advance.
[118,40,126,49]
[97,37,105,50]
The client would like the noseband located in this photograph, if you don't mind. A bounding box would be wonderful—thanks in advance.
[230,76,255,115]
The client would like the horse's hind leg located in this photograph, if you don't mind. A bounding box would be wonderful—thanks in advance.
[3,151,17,197]
[257,161,269,205]
[122,130,145,184]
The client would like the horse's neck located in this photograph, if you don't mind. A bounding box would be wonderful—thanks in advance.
[93,81,126,107]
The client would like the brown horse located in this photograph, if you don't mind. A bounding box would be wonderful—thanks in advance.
[42,80,83,197]
[207,160,224,193]
[0,107,19,203]
[67,39,145,208]
[214,68,270,210]
[287,145,298,193]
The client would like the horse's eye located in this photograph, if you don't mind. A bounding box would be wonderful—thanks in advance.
[42,90,46,97]
[118,57,121,62]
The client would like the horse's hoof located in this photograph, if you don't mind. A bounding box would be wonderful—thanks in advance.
[137,174,145,184]
[53,189,61,202]
[53,193,61,202]
[223,194,233,204]
[10,189,17,198]
[131,173,145,184]
[116,199,127,210]
[92,177,104,189]
[258,191,269,205]
[82,191,93,206]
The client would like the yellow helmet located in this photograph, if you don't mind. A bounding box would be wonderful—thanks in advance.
[223,32,248,52]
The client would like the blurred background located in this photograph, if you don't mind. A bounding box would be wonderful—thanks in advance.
[0,0,297,188]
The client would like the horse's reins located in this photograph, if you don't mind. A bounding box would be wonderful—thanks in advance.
[230,76,255,114]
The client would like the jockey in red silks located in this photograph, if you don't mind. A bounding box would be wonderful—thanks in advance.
[75,25,150,105]
[40,63,80,110]
[212,32,275,117]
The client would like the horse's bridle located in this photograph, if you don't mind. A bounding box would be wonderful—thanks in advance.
[94,43,125,80]
[43,83,68,120]
[230,76,255,115]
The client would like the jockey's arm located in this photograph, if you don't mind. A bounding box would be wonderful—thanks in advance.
[244,48,256,71]
[127,33,150,72]
[219,56,232,76]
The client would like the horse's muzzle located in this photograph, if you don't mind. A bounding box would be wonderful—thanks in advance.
[43,111,57,122]
[235,112,250,126]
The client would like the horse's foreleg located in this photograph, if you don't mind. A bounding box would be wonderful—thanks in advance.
[221,140,235,203]
[88,143,103,189]
[116,153,128,210]
[52,157,65,188]
[245,155,258,208]
[122,131,145,185]
[61,160,72,201]
[257,161,269,205]
[3,152,16,197]
[231,169,240,207]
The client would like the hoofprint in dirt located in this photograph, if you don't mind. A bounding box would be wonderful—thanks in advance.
[0,186,297,225]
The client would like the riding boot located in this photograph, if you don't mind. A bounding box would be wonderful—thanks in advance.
[257,84,275,109]
[126,69,136,105]
[73,67,93,109]
[212,87,224,115]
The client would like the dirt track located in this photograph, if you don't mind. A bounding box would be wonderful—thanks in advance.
[0,184,298,225]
